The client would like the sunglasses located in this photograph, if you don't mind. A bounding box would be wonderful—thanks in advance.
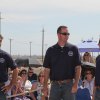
[21,72,27,75]
[86,72,91,75]
[39,75,44,77]
[60,32,70,36]
[29,72,33,73]
[84,54,89,56]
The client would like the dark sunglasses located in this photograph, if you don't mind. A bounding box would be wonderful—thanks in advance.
[60,32,70,36]
[29,72,33,73]
[21,72,27,75]
[39,75,44,77]
[84,54,89,56]
[86,72,91,75]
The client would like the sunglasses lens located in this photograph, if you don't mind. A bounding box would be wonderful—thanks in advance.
[29,72,33,73]
[60,32,70,35]
[86,73,91,75]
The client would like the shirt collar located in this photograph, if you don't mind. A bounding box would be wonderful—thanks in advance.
[55,43,69,48]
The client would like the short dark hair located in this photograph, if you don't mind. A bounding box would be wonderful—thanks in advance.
[57,26,67,34]
[19,69,27,76]
[0,34,3,39]
[28,66,32,70]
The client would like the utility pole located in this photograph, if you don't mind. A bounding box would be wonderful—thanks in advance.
[9,38,13,55]
[0,12,4,49]
[0,12,3,35]
[29,41,32,58]
[42,28,44,63]
[0,34,3,48]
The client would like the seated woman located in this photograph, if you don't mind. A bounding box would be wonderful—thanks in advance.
[30,71,48,100]
[83,69,95,97]
[12,69,31,100]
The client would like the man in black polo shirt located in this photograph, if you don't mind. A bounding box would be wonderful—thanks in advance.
[0,34,18,100]
[94,40,100,100]
[43,26,81,100]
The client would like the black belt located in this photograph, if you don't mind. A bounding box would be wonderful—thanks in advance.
[52,79,72,84]
[96,86,100,89]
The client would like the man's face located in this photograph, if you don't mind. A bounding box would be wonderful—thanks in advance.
[58,28,69,43]
[28,69,33,76]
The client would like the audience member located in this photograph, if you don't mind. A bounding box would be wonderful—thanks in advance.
[30,71,48,100]
[83,69,95,97]
[83,52,94,63]
[28,67,37,84]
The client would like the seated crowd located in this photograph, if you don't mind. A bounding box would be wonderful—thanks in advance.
[6,67,49,100]
[6,52,95,100]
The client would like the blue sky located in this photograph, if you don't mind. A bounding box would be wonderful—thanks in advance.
[0,0,100,55]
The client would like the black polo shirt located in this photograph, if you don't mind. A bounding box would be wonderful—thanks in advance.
[43,43,81,81]
[0,49,17,82]
[95,55,100,86]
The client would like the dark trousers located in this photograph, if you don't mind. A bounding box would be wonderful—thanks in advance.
[95,88,100,100]
[0,83,6,100]
[0,91,6,100]
[49,80,75,100]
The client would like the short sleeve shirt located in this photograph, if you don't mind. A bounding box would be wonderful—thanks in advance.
[95,55,100,86]
[0,49,17,82]
[43,43,81,81]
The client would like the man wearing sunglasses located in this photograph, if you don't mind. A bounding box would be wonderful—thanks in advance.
[43,25,81,100]
[0,34,18,100]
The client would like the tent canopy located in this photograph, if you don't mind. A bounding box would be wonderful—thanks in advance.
[77,40,100,52]
[15,57,42,67]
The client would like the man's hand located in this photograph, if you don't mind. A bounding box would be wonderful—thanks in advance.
[1,84,12,93]
[71,83,78,93]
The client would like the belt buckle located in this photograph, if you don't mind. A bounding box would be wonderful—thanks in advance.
[58,81,64,84]
[66,79,71,83]
[58,79,71,84]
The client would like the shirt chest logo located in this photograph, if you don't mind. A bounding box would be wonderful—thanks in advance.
[68,51,73,56]
[0,58,5,63]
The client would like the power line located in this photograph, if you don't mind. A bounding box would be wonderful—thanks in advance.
[29,41,32,57]
[42,28,45,63]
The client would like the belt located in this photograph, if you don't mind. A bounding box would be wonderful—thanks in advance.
[52,79,72,84]
[96,86,100,89]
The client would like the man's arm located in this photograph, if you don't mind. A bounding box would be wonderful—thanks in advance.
[2,68,19,93]
[72,65,81,93]
[10,68,19,86]
[43,68,50,96]
[44,68,50,87]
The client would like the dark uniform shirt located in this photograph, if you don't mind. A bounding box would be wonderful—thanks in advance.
[43,43,81,81]
[0,49,17,82]
[95,55,100,86]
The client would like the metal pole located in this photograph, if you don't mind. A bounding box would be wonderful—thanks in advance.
[42,28,44,63]
[29,42,32,57]
[0,12,1,35]
[9,38,12,55]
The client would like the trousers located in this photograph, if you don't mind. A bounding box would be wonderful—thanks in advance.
[49,80,75,100]
[94,88,100,100]
[0,83,6,100]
